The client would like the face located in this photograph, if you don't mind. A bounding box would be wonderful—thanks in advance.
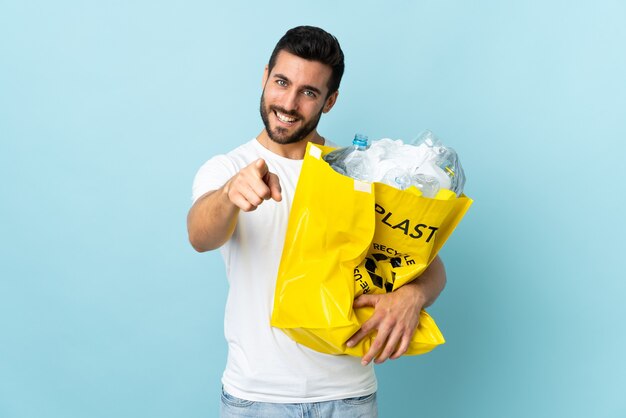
[260,51,338,145]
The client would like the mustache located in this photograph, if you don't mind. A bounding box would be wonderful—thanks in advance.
[270,105,302,120]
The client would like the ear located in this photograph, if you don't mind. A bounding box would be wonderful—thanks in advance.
[322,90,339,113]
[262,65,269,87]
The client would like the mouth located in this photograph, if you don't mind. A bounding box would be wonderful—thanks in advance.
[273,109,299,126]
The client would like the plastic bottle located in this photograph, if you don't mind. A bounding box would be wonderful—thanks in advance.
[435,149,466,196]
[412,130,466,196]
[324,134,372,181]
[380,167,412,190]
[410,173,440,197]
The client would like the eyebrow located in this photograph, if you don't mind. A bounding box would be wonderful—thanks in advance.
[273,73,323,96]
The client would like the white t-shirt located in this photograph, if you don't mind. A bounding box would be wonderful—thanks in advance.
[192,138,377,403]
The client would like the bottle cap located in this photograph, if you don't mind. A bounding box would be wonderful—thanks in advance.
[353,133,369,147]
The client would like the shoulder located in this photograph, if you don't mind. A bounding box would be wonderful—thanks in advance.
[191,139,260,202]
[324,138,340,148]
[223,139,262,167]
[199,139,259,172]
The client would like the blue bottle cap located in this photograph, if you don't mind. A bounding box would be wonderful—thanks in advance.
[353,133,369,147]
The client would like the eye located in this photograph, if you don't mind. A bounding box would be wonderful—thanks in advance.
[303,90,317,98]
[276,79,287,87]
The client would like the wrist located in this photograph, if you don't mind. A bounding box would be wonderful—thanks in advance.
[401,280,428,311]
[221,180,237,209]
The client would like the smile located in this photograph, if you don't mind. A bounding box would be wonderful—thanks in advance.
[275,110,299,124]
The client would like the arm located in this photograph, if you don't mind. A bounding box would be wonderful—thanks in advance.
[187,158,282,252]
[346,255,447,365]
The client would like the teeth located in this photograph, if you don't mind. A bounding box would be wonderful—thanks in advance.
[276,111,297,123]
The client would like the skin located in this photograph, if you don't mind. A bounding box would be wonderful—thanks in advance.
[187,50,446,365]
[348,256,446,365]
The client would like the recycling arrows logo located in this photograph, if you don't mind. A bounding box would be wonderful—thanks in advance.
[363,253,402,293]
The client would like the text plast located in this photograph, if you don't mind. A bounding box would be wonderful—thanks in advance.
[375,203,438,242]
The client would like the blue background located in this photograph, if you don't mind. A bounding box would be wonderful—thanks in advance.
[1,1,625,417]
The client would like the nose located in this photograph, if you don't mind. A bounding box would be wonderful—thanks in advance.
[281,88,299,112]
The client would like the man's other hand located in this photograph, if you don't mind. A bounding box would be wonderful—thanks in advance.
[346,283,425,366]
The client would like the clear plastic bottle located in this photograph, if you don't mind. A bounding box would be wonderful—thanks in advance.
[412,130,466,196]
[380,167,412,190]
[435,149,466,196]
[324,134,372,181]
[410,173,440,197]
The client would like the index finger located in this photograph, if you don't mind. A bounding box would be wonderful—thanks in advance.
[253,158,269,176]
[243,160,272,200]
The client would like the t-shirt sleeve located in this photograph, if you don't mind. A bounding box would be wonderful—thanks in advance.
[191,155,239,204]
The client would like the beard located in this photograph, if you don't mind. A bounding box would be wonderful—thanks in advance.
[259,92,323,145]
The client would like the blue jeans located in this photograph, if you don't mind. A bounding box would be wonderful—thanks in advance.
[220,387,378,418]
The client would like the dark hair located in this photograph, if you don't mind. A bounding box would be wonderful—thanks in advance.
[268,26,345,96]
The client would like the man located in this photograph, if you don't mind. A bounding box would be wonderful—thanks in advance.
[188,26,446,417]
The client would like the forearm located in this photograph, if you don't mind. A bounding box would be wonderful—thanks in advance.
[404,255,447,308]
[187,182,239,252]
[188,158,282,252]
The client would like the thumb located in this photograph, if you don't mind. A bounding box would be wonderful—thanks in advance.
[266,173,282,202]
[353,293,378,309]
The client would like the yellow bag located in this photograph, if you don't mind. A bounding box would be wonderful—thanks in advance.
[271,143,473,356]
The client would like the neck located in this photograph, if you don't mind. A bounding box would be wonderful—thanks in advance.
[257,130,325,160]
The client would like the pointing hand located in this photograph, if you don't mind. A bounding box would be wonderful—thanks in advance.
[226,158,282,211]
